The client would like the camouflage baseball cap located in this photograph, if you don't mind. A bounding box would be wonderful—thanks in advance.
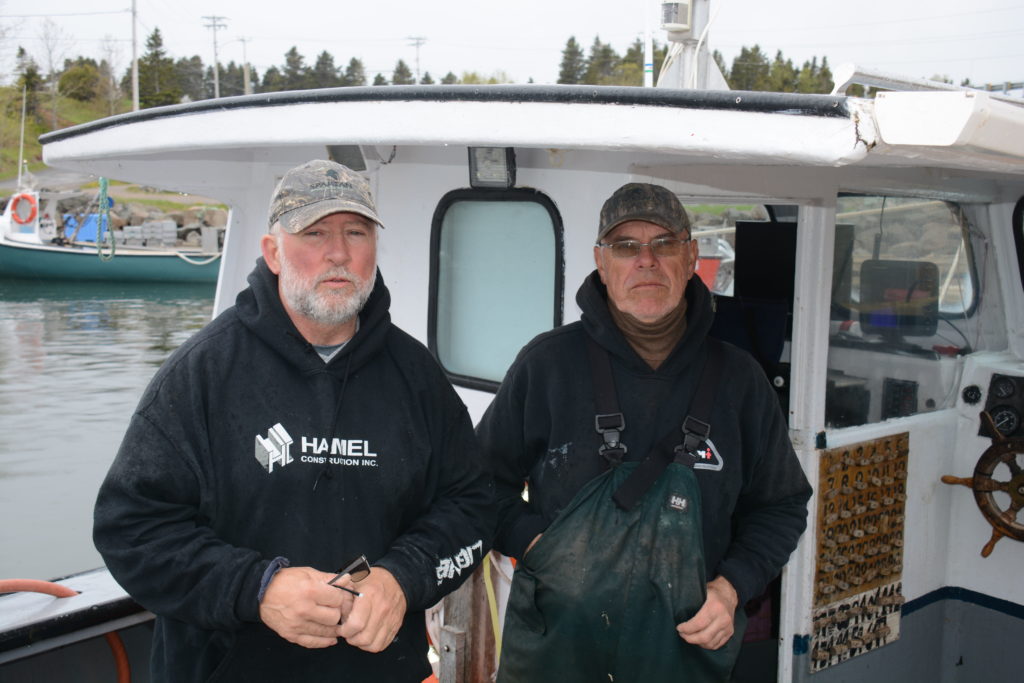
[268,160,384,233]
[597,183,690,240]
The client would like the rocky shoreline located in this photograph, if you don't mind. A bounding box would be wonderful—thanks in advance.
[57,191,228,247]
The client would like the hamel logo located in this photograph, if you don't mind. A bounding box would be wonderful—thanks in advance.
[255,423,294,473]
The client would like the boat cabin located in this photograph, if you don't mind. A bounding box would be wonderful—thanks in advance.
[8,75,1024,682]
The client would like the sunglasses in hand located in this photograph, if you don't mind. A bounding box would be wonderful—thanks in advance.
[327,555,371,597]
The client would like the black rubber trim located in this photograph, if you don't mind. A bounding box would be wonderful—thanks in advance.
[40,85,850,145]
[0,594,147,654]
[1013,196,1024,293]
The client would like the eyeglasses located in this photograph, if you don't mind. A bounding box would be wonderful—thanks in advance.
[596,236,692,259]
[328,554,370,597]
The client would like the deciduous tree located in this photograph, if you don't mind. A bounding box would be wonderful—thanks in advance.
[59,58,100,101]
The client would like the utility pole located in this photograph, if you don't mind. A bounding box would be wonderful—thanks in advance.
[407,36,426,82]
[203,15,228,98]
[131,0,139,110]
[239,37,252,95]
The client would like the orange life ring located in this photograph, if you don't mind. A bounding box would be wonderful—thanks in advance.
[10,193,38,225]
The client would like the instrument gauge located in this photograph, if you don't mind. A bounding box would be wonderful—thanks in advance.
[989,405,1021,437]
[991,376,1017,400]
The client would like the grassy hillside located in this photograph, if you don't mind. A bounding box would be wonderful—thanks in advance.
[0,86,131,181]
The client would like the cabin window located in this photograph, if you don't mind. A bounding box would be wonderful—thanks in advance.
[429,189,563,391]
[824,195,975,429]
[685,203,776,296]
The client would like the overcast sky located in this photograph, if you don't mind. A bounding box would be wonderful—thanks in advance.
[3,0,1022,90]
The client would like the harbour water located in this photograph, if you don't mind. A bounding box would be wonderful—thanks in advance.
[0,278,215,581]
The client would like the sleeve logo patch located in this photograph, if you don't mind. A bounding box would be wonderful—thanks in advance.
[435,540,484,585]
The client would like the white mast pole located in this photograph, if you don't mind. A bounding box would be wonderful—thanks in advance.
[644,3,654,87]
[131,0,139,111]
[17,86,26,188]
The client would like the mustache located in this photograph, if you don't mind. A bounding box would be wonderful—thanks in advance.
[316,268,361,285]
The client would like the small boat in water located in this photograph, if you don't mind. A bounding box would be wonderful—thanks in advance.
[0,186,223,284]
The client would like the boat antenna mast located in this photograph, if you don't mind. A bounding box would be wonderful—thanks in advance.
[17,86,26,188]
[657,0,726,89]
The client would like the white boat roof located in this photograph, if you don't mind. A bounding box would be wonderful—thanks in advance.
[40,85,1024,193]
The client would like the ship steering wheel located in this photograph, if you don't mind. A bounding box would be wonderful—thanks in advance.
[941,411,1024,557]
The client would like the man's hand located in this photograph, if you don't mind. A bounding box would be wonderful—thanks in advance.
[259,566,352,648]
[336,566,408,652]
[677,576,739,650]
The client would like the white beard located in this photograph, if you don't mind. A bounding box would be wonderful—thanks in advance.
[277,252,376,327]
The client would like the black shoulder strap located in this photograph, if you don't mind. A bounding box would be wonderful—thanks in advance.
[611,339,726,511]
[586,336,627,466]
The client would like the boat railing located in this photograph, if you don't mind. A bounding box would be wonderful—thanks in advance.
[831,62,1024,107]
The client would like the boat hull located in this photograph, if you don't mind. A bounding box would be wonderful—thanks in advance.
[0,239,219,283]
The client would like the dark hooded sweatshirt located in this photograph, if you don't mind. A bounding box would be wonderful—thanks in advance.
[478,271,811,608]
[94,259,494,683]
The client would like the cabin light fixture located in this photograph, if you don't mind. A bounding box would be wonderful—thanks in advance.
[661,2,692,33]
[468,147,516,189]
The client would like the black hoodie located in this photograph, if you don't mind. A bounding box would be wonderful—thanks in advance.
[478,271,810,607]
[94,259,494,682]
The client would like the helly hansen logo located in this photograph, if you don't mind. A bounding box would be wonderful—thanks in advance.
[669,495,689,512]
[255,423,294,473]
[693,438,724,472]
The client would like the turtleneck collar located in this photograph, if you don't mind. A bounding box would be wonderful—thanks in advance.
[608,295,688,370]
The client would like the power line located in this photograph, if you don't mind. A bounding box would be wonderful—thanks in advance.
[407,36,426,81]
[0,10,129,18]
[202,15,228,98]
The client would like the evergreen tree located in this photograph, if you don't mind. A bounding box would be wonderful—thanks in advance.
[310,51,341,88]
[768,50,797,92]
[13,47,43,118]
[440,71,459,84]
[176,56,206,101]
[392,59,415,85]
[795,56,832,93]
[137,28,182,108]
[372,73,388,86]
[618,38,645,86]
[558,36,586,84]
[729,45,770,90]
[262,65,285,92]
[420,71,435,85]
[282,47,308,90]
[583,37,619,85]
[818,57,834,93]
[341,58,366,87]
[218,61,251,96]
